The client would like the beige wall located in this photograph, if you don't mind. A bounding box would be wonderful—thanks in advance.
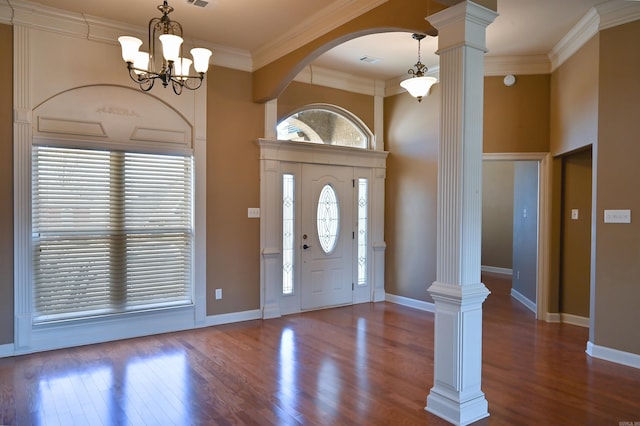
[593,21,640,354]
[206,66,263,315]
[482,161,514,270]
[384,75,550,302]
[384,86,440,302]
[0,24,13,345]
[278,82,374,131]
[550,36,599,156]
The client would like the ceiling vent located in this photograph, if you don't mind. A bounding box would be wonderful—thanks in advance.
[359,56,381,64]
[187,0,209,8]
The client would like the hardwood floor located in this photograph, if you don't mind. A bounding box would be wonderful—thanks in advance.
[1,273,639,425]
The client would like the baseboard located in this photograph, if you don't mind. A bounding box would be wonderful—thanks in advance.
[203,309,262,327]
[0,343,14,358]
[510,288,536,314]
[481,265,513,276]
[386,293,435,313]
[586,341,640,369]
[561,313,590,328]
[545,312,561,323]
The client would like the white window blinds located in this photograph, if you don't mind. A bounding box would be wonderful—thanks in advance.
[32,146,193,323]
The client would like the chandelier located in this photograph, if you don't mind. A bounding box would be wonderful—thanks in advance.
[118,0,212,95]
[400,33,437,102]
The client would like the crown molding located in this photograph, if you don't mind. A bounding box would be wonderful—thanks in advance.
[252,0,387,71]
[0,1,13,25]
[548,8,599,72]
[597,0,640,30]
[484,55,550,76]
[549,1,640,72]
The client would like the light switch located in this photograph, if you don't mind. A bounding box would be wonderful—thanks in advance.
[604,209,631,223]
[248,207,260,218]
[571,209,579,220]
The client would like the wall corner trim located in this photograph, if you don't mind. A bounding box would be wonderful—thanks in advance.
[385,294,435,313]
[202,309,262,327]
[586,341,640,370]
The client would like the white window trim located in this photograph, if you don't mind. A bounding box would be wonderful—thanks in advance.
[12,23,207,355]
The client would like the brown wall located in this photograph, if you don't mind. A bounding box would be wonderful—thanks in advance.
[550,36,599,156]
[206,66,263,315]
[593,21,640,354]
[560,148,592,318]
[481,161,514,270]
[484,75,550,153]
[0,24,13,345]
[278,81,374,131]
[384,86,440,302]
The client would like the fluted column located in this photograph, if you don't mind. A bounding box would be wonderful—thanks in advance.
[13,23,33,351]
[425,2,497,425]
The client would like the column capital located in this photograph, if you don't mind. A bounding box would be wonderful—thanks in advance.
[427,1,498,53]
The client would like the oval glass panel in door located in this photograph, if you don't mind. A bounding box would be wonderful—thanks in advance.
[317,184,340,253]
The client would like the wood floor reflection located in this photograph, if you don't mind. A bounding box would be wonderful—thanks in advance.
[1,273,639,425]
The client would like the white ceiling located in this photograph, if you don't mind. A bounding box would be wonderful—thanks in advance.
[27,0,632,80]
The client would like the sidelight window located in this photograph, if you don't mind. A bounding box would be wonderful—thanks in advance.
[357,178,368,285]
[282,174,295,295]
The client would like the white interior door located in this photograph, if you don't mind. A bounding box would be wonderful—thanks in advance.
[300,164,353,310]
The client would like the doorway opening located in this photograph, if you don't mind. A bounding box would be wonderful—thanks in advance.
[482,153,551,319]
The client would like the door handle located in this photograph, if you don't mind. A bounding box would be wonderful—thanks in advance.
[303,244,311,250]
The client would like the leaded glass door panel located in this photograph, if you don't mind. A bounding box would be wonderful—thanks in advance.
[300,164,353,310]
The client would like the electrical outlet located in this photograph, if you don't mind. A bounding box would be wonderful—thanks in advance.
[248,208,260,218]
[215,288,222,300]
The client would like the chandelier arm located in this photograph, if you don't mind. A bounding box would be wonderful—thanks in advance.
[171,79,183,95]
[180,74,204,91]
[139,77,155,92]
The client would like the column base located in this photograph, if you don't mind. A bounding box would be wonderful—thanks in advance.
[426,388,489,426]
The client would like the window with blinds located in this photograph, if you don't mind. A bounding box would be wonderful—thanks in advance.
[32,146,193,323]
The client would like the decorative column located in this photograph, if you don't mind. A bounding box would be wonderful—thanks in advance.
[13,23,33,352]
[425,2,497,426]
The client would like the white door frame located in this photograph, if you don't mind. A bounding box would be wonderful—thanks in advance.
[483,152,551,320]
[257,139,388,319]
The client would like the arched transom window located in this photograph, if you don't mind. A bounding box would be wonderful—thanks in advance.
[277,104,372,149]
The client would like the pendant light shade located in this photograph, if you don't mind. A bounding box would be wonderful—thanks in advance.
[400,33,437,102]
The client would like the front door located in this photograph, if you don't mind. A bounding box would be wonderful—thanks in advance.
[300,164,353,310]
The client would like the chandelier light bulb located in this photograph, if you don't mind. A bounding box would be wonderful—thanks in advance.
[191,48,212,73]
[117,1,213,94]
[118,36,142,63]
[159,34,183,62]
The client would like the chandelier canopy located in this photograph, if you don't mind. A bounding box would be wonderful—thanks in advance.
[400,33,437,102]
[118,1,212,95]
